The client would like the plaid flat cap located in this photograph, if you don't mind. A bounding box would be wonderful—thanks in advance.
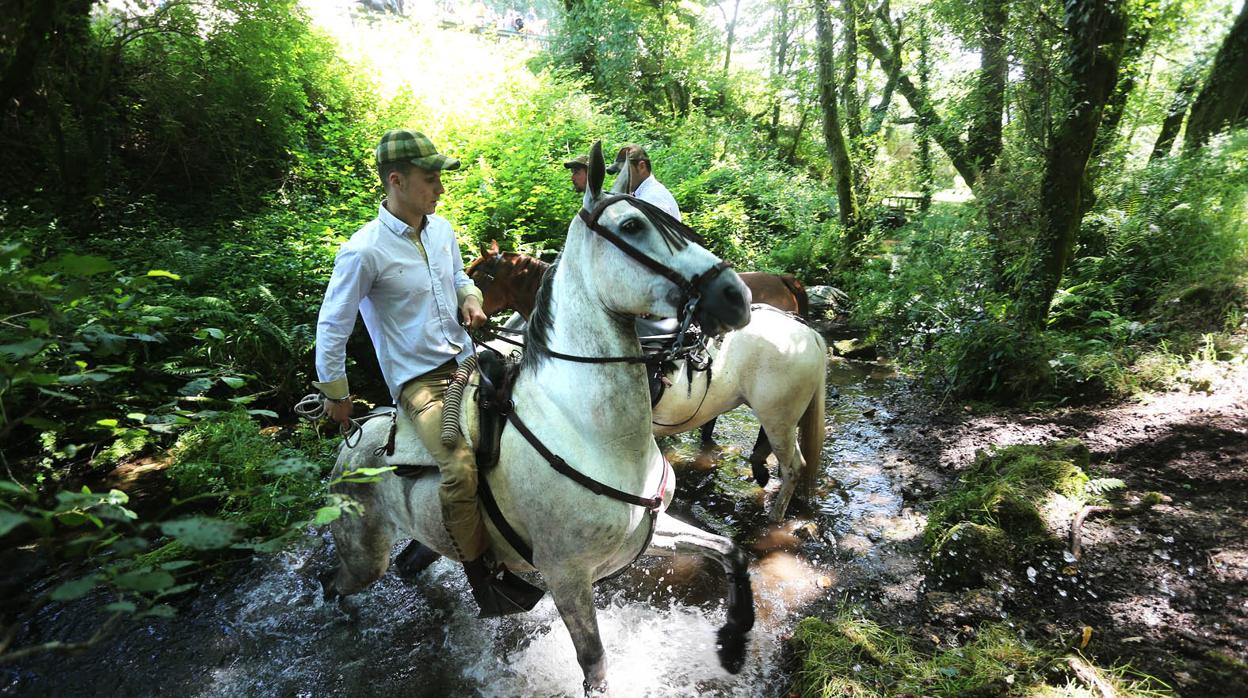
[376,129,460,170]
[563,154,589,170]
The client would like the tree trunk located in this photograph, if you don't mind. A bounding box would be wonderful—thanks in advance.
[767,0,792,143]
[966,0,1007,176]
[861,17,980,189]
[842,0,862,140]
[815,0,860,242]
[721,0,741,79]
[1016,0,1129,328]
[1184,2,1248,152]
[917,16,933,211]
[1149,65,1200,162]
[1088,2,1157,182]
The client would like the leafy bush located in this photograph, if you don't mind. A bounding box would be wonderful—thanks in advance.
[2,0,372,218]
[165,410,331,537]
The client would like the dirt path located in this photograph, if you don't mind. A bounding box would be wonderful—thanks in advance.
[867,362,1248,695]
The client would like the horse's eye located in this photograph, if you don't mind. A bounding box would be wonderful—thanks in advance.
[620,218,644,235]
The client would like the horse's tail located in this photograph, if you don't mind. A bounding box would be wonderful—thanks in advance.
[797,333,826,501]
[781,274,810,318]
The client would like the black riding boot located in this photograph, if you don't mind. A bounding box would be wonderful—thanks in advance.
[394,541,441,581]
[462,556,545,618]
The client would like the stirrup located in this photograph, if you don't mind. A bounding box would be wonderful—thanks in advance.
[469,566,545,618]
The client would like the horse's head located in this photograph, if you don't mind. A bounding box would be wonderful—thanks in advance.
[466,241,550,319]
[466,241,514,317]
[570,141,751,336]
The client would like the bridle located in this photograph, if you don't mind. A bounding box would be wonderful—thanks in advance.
[523,193,731,366]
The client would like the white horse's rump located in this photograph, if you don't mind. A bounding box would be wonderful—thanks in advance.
[323,141,754,694]
[651,305,827,520]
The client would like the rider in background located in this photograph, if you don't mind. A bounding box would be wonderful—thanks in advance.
[563,154,588,194]
[615,143,681,221]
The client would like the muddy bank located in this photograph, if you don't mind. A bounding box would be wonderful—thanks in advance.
[876,364,1248,695]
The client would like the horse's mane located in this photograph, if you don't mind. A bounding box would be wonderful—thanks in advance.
[520,252,560,371]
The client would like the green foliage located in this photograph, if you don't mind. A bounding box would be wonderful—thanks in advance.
[2,0,371,217]
[852,131,1247,403]
[544,0,725,120]
[165,410,332,537]
[924,439,1096,589]
[0,481,203,633]
[438,70,622,252]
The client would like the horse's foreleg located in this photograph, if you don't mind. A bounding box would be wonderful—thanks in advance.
[646,514,754,673]
[547,574,608,694]
[325,498,395,598]
[747,427,772,487]
[698,417,719,449]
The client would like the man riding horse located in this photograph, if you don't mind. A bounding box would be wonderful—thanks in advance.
[312,129,524,616]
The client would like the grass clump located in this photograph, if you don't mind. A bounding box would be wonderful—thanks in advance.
[791,610,1173,697]
[924,439,1108,588]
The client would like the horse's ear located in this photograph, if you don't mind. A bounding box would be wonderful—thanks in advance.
[585,140,604,206]
[488,239,500,256]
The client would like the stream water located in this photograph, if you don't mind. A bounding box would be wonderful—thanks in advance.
[4,357,918,697]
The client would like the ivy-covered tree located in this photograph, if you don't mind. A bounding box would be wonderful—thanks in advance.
[1016,0,1130,327]
[1183,0,1248,151]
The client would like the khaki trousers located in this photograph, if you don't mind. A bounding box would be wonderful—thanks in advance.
[399,359,487,561]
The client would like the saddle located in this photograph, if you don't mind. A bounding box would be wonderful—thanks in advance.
[380,348,516,475]
[637,318,714,408]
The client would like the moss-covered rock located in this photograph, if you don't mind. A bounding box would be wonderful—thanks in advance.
[924,439,1096,589]
[930,522,1010,588]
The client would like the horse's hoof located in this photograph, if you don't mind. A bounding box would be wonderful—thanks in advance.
[394,541,441,581]
[318,568,341,602]
[716,624,748,674]
[750,462,770,488]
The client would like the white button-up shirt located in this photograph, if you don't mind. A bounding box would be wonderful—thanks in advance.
[633,174,681,221]
[314,203,478,401]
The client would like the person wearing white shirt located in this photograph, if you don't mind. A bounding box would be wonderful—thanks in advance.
[610,144,683,342]
[313,129,516,615]
[617,143,681,221]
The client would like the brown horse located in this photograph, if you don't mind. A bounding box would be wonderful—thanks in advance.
[467,242,818,487]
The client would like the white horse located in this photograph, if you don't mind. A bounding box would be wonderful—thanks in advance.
[650,306,827,519]
[323,142,755,694]
[467,249,828,521]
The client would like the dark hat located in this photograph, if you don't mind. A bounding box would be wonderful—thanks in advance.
[606,143,650,174]
[562,154,589,170]
[376,129,460,170]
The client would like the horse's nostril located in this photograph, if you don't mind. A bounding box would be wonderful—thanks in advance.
[724,286,744,306]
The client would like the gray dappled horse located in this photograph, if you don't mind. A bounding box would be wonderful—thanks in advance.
[468,247,828,521]
[322,142,755,693]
